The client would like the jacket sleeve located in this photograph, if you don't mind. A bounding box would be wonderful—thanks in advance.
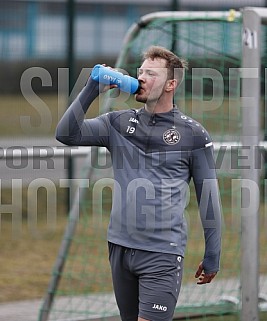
[190,145,222,274]
[56,77,110,147]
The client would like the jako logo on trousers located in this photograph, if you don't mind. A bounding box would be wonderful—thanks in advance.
[152,304,168,311]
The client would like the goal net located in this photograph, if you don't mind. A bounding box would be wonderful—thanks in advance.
[39,9,267,321]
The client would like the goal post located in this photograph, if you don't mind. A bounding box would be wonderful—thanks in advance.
[241,7,267,321]
[38,8,267,321]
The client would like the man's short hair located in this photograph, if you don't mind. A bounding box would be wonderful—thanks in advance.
[142,45,188,85]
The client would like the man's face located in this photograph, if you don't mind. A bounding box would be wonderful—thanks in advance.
[135,58,169,104]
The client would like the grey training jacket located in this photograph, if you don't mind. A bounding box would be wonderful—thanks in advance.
[56,78,222,273]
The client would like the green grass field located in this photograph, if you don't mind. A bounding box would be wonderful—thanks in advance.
[0,93,107,137]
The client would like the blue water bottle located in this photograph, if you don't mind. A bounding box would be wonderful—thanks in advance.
[91,64,140,94]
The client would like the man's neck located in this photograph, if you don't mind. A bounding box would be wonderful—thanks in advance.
[144,102,173,114]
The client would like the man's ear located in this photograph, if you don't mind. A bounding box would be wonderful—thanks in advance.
[165,79,178,92]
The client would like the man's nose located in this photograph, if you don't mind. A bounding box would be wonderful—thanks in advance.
[138,74,145,82]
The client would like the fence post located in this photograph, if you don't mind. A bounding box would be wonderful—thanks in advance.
[66,0,75,211]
